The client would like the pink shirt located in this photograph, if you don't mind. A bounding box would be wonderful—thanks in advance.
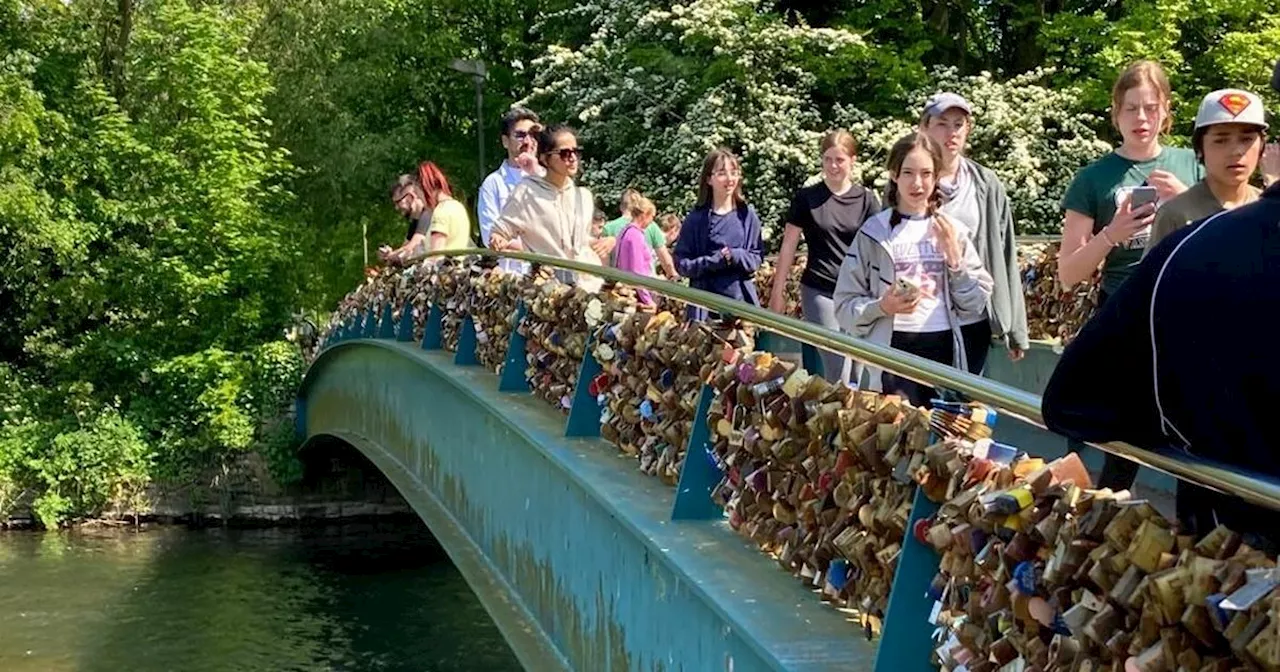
[615,223,655,304]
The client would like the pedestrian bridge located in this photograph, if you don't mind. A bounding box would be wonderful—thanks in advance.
[296,250,1280,672]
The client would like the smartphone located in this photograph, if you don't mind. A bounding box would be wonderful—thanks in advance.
[1129,186,1159,209]
[893,277,920,301]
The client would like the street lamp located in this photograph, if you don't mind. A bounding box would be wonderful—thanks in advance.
[450,59,488,188]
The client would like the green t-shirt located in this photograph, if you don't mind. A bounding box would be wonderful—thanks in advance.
[602,217,666,270]
[1061,147,1203,296]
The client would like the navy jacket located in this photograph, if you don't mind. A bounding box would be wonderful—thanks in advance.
[674,204,763,320]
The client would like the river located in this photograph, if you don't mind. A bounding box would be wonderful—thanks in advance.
[0,520,522,671]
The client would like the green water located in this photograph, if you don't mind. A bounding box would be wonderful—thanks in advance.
[0,521,522,672]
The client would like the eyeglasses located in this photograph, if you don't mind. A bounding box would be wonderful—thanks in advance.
[545,147,583,162]
[512,130,532,141]
[712,170,741,179]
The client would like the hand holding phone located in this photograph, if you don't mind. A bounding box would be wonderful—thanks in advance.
[1105,190,1157,245]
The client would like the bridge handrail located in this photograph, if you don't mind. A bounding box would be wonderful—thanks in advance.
[386,247,1280,512]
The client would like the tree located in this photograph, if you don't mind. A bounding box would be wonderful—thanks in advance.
[526,0,919,241]
[0,0,304,524]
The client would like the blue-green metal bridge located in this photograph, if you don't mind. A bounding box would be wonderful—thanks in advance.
[297,250,1280,672]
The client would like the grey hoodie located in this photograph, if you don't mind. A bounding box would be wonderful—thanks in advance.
[492,175,603,291]
[962,159,1030,351]
[832,208,994,390]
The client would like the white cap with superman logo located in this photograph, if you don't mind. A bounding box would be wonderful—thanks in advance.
[1193,89,1268,131]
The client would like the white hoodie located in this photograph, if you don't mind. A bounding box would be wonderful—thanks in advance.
[492,175,603,292]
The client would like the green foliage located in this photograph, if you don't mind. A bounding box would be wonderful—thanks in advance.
[1040,0,1280,137]
[526,0,923,240]
[2,0,1276,525]
[0,0,307,526]
[251,0,570,306]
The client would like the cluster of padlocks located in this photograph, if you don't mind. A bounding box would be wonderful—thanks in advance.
[707,351,920,629]
[914,445,1280,671]
[318,255,1280,671]
[1020,242,1101,344]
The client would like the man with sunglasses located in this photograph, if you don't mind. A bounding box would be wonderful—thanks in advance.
[478,107,542,272]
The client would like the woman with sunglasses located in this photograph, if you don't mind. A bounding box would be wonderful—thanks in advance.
[674,148,764,321]
[489,124,607,291]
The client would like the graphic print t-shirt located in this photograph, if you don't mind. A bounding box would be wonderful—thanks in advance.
[886,213,950,333]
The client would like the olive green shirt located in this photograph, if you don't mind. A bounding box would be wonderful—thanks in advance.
[1144,181,1261,256]
[1061,148,1203,295]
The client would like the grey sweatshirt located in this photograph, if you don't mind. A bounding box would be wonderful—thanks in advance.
[961,158,1030,351]
[832,209,994,390]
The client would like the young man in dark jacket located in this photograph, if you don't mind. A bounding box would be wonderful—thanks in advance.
[1043,165,1280,541]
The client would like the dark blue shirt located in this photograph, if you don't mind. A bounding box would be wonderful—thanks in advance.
[674,204,763,321]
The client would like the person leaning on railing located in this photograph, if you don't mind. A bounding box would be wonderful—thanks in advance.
[488,124,608,292]
[382,163,472,264]
[478,107,542,274]
[833,132,993,407]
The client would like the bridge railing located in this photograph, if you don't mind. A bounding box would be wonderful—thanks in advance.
[345,248,1280,512]
[319,248,1280,672]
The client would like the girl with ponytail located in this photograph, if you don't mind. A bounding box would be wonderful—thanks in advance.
[833,133,993,406]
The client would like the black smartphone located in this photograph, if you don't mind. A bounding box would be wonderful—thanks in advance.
[1129,185,1159,209]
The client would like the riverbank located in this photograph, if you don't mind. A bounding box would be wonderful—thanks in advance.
[3,439,413,530]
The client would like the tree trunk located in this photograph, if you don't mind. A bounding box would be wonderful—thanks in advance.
[99,0,133,103]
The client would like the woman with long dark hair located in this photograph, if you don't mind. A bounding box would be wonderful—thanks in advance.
[489,124,607,291]
[833,133,992,407]
[673,148,763,321]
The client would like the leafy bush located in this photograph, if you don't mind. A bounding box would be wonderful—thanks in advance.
[526,0,902,242]
[0,1,308,525]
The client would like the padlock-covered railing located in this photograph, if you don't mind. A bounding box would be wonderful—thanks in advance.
[316,248,1280,672]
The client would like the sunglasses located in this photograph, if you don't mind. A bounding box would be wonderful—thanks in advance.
[544,147,583,162]
[512,130,532,141]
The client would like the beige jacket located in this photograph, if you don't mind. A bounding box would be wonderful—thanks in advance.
[492,175,603,292]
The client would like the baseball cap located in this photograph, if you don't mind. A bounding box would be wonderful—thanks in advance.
[1193,89,1268,131]
[923,92,973,118]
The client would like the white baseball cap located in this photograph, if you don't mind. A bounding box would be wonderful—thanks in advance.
[1193,89,1268,131]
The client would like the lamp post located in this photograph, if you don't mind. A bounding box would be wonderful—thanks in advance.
[450,59,487,186]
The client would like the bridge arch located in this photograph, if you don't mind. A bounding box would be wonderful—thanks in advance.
[297,339,868,672]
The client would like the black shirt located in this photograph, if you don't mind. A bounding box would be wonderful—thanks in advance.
[406,210,431,242]
[1043,183,1280,529]
[786,182,881,294]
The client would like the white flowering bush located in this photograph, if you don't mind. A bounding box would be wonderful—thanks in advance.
[526,0,878,241]
[836,69,1113,234]
[528,1,1111,241]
